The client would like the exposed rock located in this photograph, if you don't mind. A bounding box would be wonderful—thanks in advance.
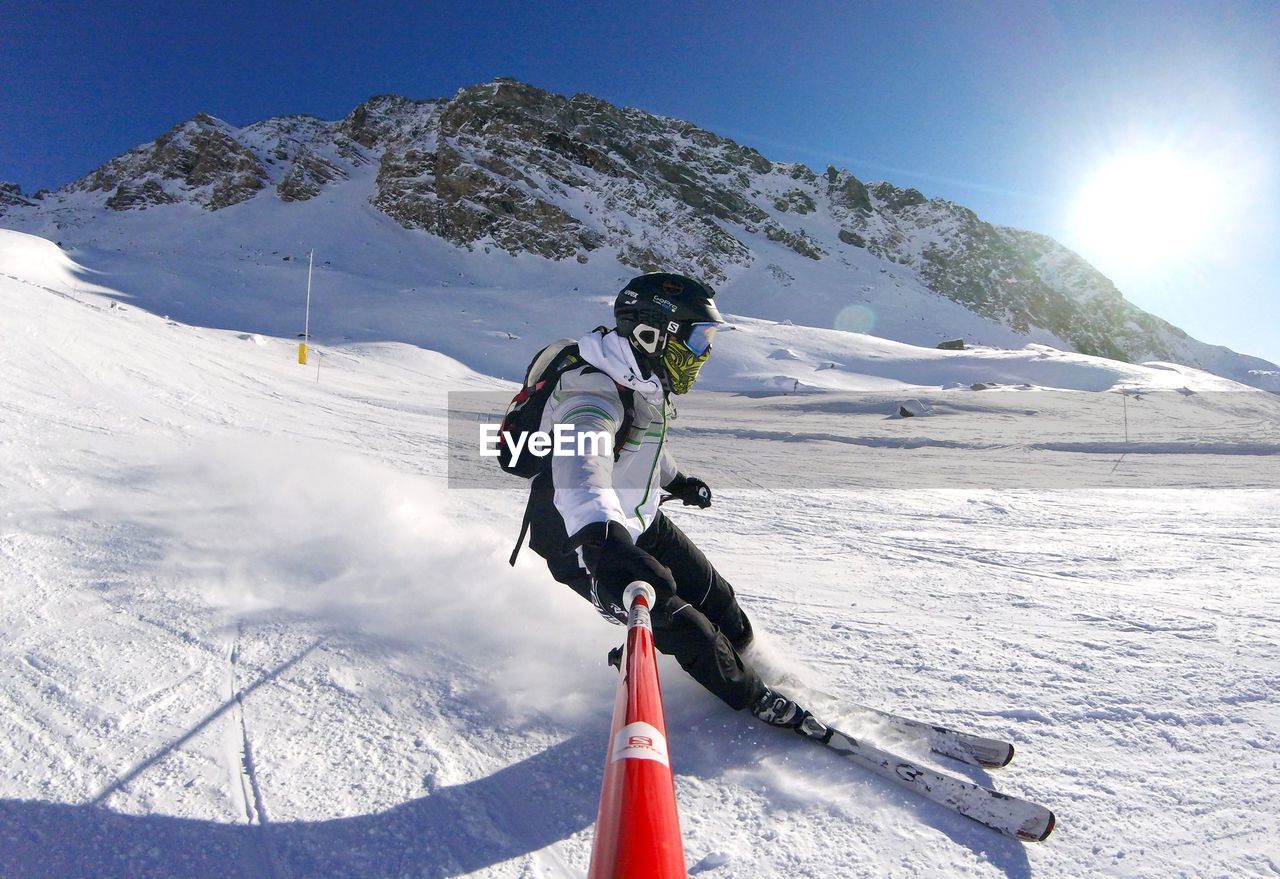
[373,142,602,260]
[915,211,1147,359]
[0,182,35,210]
[542,131,628,178]
[827,167,873,214]
[277,147,349,202]
[337,95,443,149]
[870,181,928,211]
[351,77,777,277]
[784,163,818,183]
[838,228,866,248]
[617,243,665,274]
[244,114,365,203]
[764,223,824,260]
[766,263,795,286]
[774,189,817,214]
[105,180,176,210]
[73,114,268,211]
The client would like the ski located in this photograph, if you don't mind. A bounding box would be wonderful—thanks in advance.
[769,672,1014,768]
[796,715,1055,842]
[807,689,1014,768]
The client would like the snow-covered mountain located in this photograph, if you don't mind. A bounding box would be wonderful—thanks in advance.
[2,77,1276,392]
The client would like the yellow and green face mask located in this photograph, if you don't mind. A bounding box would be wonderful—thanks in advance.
[662,338,711,395]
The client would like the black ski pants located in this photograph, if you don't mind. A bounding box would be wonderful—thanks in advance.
[562,512,763,711]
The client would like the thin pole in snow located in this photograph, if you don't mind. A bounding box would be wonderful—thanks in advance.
[1122,388,1129,444]
[1111,387,1131,475]
[298,250,314,365]
[305,249,313,341]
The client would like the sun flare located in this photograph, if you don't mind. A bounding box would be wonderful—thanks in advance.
[1071,151,1224,268]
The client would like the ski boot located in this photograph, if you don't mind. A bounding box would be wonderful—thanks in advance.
[752,686,826,737]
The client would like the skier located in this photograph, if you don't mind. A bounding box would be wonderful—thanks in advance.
[518,272,809,729]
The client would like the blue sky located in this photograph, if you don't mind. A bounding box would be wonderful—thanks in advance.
[2,0,1277,363]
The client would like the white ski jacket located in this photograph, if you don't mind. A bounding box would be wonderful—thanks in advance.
[539,328,678,542]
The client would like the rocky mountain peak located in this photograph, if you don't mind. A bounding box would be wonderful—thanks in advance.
[0,182,35,209]
[69,112,269,211]
[17,78,1275,387]
[338,94,443,149]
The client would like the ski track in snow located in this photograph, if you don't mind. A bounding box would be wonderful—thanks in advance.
[1,229,1278,877]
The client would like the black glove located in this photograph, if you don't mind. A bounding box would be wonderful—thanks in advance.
[571,520,677,599]
[664,473,712,508]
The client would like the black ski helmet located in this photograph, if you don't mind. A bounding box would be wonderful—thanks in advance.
[614,273,723,357]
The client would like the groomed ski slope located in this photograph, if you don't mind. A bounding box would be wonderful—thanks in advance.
[1,229,1277,878]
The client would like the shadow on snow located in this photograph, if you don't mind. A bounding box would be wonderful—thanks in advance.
[1,731,599,879]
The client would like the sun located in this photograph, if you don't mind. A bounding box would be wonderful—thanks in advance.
[1071,151,1224,268]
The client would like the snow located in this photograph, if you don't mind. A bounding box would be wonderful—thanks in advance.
[2,227,1279,878]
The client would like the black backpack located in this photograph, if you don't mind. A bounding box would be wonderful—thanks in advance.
[502,338,635,566]
[498,339,634,478]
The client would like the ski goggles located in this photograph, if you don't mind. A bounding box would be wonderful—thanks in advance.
[669,321,720,356]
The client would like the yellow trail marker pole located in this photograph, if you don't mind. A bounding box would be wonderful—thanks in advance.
[298,249,314,365]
